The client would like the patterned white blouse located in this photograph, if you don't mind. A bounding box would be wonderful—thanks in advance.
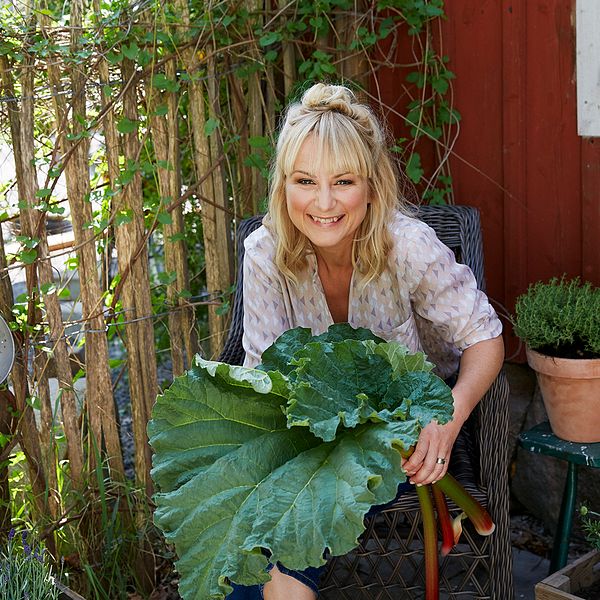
[242,211,502,377]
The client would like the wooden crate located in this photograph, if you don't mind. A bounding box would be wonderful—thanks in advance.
[535,550,600,600]
[54,579,87,600]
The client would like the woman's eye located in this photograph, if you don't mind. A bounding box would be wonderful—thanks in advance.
[298,178,314,185]
[336,179,353,186]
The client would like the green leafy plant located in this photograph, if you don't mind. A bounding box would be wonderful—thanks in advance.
[580,505,600,551]
[514,277,600,359]
[148,324,493,600]
[0,529,60,600]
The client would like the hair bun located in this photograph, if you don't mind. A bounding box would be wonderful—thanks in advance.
[301,83,357,117]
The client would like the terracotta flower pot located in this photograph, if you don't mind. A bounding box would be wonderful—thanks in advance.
[526,348,600,443]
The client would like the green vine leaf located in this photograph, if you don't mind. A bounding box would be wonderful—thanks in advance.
[156,211,172,225]
[406,153,424,184]
[117,117,139,134]
[152,73,180,93]
[204,118,219,136]
[19,249,38,265]
[259,32,282,47]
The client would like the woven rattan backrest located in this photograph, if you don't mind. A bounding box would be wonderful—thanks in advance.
[218,205,487,365]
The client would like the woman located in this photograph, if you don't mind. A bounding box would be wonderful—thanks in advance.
[236,83,504,600]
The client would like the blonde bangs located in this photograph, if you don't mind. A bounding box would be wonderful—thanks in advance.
[279,113,371,181]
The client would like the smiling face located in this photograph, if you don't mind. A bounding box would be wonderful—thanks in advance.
[285,136,370,263]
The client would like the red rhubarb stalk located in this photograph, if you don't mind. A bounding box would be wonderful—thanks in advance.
[435,473,495,536]
[431,482,455,556]
[416,484,439,600]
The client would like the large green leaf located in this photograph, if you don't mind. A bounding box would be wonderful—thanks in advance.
[153,419,419,599]
[241,420,421,568]
[194,356,290,398]
[148,362,288,493]
[286,340,395,441]
[285,337,452,442]
[369,340,435,375]
[148,325,454,600]
[381,371,454,427]
[258,323,384,375]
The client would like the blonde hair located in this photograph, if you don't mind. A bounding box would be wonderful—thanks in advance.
[266,83,409,284]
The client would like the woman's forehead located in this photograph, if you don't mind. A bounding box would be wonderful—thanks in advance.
[286,134,368,176]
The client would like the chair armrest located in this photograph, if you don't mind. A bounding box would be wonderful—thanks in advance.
[476,368,511,515]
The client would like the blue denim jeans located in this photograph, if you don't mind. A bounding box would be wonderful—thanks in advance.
[226,480,413,599]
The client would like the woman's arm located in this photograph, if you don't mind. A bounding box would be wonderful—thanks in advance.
[401,334,505,485]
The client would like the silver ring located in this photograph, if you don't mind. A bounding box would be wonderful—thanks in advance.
[436,457,446,465]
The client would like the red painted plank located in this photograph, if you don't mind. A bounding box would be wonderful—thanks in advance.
[524,1,581,284]
[440,1,505,305]
[502,0,529,359]
[374,0,591,362]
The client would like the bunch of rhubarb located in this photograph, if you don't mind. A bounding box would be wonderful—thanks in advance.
[416,471,494,600]
[148,324,494,600]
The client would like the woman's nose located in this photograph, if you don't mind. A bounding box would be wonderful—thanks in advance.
[314,185,335,211]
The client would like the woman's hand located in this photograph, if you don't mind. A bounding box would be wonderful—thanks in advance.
[401,335,505,486]
[401,417,462,485]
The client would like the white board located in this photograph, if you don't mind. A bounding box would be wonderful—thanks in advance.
[577,0,600,136]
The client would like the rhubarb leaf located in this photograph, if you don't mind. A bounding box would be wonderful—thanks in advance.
[285,340,394,440]
[148,324,454,600]
[284,337,452,442]
[258,324,383,374]
[381,372,454,427]
[148,362,288,493]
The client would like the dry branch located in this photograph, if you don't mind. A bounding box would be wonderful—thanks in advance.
[49,0,125,480]
[177,0,233,358]
[0,48,51,528]
[147,61,196,376]
[112,56,157,495]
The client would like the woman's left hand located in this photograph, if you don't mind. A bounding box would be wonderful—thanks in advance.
[400,335,505,486]
[401,418,462,485]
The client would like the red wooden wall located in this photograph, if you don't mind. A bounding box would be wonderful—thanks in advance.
[377,0,600,359]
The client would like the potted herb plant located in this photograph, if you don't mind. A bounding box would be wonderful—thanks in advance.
[514,277,600,442]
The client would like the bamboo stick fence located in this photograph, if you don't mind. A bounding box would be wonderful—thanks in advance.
[0,2,456,592]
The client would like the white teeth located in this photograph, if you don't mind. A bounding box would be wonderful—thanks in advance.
[311,215,342,224]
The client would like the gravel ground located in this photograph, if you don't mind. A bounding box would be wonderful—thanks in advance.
[511,512,594,562]
[113,355,173,480]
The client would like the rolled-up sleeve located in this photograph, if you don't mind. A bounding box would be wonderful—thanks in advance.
[242,237,291,368]
[406,223,502,351]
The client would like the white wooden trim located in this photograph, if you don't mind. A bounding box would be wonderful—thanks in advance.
[576,0,600,137]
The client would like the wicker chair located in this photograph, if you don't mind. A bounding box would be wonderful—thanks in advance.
[218,205,513,600]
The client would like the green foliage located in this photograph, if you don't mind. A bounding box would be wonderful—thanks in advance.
[148,324,453,599]
[580,505,600,551]
[0,529,60,599]
[514,277,600,358]
[63,481,153,600]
